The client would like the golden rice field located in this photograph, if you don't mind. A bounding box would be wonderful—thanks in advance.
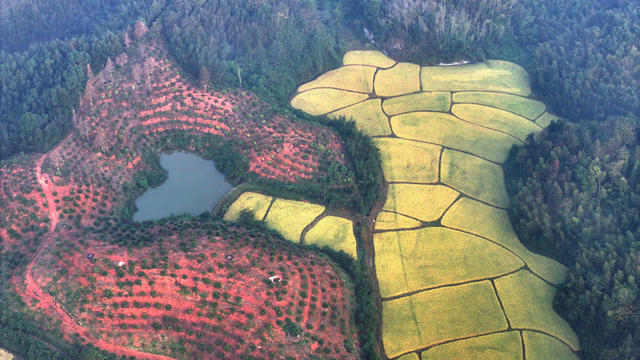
[304,215,357,258]
[329,99,391,136]
[452,91,546,120]
[291,50,578,359]
[382,92,451,115]
[224,192,357,259]
[223,191,272,221]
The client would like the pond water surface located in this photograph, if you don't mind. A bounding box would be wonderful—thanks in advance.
[133,151,232,222]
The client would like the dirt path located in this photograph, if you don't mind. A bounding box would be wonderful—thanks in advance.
[19,150,176,360]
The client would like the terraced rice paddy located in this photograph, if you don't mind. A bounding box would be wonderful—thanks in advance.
[225,192,357,259]
[291,51,579,359]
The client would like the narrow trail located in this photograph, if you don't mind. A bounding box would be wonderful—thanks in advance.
[19,150,176,360]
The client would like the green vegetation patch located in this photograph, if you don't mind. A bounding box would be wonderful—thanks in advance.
[383,184,459,222]
[381,281,509,358]
[453,91,546,120]
[298,65,376,93]
[523,331,579,360]
[452,104,540,141]
[494,270,580,350]
[374,138,440,183]
[223,192,273,222]
[382,92,451,115]
[391,112,521,163]
[535,111,560,128]
[374,227,523,297]
[375,211,422,231]
[421,331,523,360]
[329,99,391,136]
[374,62,421,97]
[290,88,369,116]
[264,198,325,243]
[304,215,357,259]
[440,149,509,208]
[343,50,396,68]
[441,197,567,285]
[421,61,531,96]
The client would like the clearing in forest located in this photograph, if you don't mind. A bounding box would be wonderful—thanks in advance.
[291,51,579,359]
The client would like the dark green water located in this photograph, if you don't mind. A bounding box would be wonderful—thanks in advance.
[133,151,232,222]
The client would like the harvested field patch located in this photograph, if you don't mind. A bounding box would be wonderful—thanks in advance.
[391,112,521,163]
[382,92,451,115]
[422,331,523,360]
[264,198,325,243]
[223,192,273,222]
[304,216,357,259]
[440,149,509,208]
[329,99,391,136]
[298,65,376,93]
[381,281,508,358]
[441,197,567,285]
[343,50,396,68]
[374,63,421,97]
[374,227,523,297]
[0,348,13,360]
[290,88,369,116]
[383,184,458,222]
[494,270,580,350]
[452,91,546,120]
[536,111,560,128]
[421,61,531,96]
[374,211,422,231]
[451,104,541,141]
[373,138,440,183]
[523,331,579,360]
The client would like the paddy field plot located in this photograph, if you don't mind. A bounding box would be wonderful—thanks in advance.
[223,191,273,221]
[290,88,368,116]
[396,353,419,360]
[494,270,580,350]
[373,138,440,183]
[375,211,422,231]
[263,198,325,243]
[297,65,376,93]
[440,149,509,208]
[329,99,391,136]
[382,92,451,115]
[453,91,546,120]
[391,112,521,163]
[441,197,567,285]
[421,331,523,360]
[421,60,531,96]
[343,50,396,68]
[304,215,357,259]
[452,104,541,141]
[523,331,579,360]
[374,227,523,297]
[381,281,508,358]
[383,184,458,222]
[536,111,560,128]
[374,63,421,97]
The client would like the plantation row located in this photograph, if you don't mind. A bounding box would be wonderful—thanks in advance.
[292,51,579,359]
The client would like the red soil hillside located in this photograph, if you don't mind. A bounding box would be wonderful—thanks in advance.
[0,38,360,360]
[33,220,359,359]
